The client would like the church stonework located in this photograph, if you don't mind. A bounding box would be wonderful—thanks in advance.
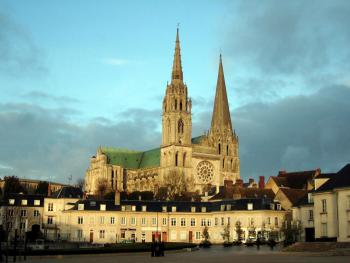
[85,29,240,196]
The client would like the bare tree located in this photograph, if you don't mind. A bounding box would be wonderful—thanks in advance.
[76,178,85,191]
[163,170,187,200]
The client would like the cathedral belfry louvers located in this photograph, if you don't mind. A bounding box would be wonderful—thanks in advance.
[85,29,240,195]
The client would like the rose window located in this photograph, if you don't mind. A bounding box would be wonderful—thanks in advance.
[197,161,214,184]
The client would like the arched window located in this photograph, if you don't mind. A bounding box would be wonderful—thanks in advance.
[178,119,184,134]
[180,101,183,111]
[167,119,171,141]
[175,152,179,166]
[218,143,221,154]
[222,158,225,168]
[226,145,229,155]
[231,159,233,170]
[183,152,186,167]
[175,99,177,110]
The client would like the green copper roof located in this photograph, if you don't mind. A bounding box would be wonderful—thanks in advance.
[191,135,204,144]
[101,147,160,169]
[102,136,203,169]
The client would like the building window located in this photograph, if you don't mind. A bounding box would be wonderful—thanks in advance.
[195,231,201,240]
[220,205,225,211]
[131,217,136,226]
[215,218,218,226]
[162,218,167,226]
[227,217,231,225]
[100,204,106,211]
[162,206,167,212]
[178,119,184,134]
[191,207,196,213]
[9,199,15,205]
[201,218,206,226]
[48,203,53,212]
[201,207,206,213]
[121,217,126,225]
[175,152,178,166]
[100,216,105,224]
[191,218,196,226]
[267,217,271,225]
[171,218,176,226]
[78,204,84,210]
[172,206,177,212]
[20,210,27,217]
[276,204,281,210]
[221,217,224,226]
[309,210,314,221]
[322,199,327,213]
[142,206,147,212]
[77,230,83,239]
[180,218,186,227]
[78,216,83,224]
[132,206,136,211]
[274,217,278,226]
[321,223,327,237]
[20,222,26,230]
[141,218,146,225]
[308,193,314,203]
[8,209,14,217]
[110,217,115,224]
[21,200,27,206]
[151,217,156,226]
[47,216,53,225]
[34,210,39,217]
[34,200,40,206]
[99,230,105,239]
[207,219,212,227]
[247,203,253,210]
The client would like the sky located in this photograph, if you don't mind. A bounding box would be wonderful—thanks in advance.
[0,0,350,184]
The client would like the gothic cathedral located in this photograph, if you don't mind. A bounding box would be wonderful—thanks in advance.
[85,29,240,196]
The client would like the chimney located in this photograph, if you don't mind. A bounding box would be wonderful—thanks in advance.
[47,183,52,197]
[259,176,265,189]
[235,179,243,188]
[278,170,286,176]
[115,190,121,206]
[224,180,233,198]
[249,178,254,184]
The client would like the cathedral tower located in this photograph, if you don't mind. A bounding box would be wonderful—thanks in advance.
[208,55,240,183]
[160,29,193,184]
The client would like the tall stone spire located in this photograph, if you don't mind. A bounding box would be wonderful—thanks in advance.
[171,28,183,82]
[211,54,233,132]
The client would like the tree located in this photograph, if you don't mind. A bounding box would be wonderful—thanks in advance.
[221,223,231,243]
[161,169,195,200]
[76,178,85,191]
[202,226,210,242]
[281,220,302,246]
[3,176,25,196]
[235,220,244,242]
[35,181,49,196]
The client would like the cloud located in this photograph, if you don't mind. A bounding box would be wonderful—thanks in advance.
[0,10,47,77]
[0,164,14,170]
[22,91,80,104]
[0,102,160,183]
[101,58,129,66]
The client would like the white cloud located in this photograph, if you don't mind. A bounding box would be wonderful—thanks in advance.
[0,164,14,170]
[101,58,129,66]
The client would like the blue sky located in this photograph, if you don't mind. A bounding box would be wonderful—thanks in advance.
[1,0,350,183]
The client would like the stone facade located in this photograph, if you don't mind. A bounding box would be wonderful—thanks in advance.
[85,29,240,196]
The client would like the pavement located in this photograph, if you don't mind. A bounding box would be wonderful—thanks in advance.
[22,245,350,263]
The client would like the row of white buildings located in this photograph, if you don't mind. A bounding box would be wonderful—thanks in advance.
[1,163,349,244]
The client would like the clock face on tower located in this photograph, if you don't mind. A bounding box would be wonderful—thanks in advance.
[197,161,214,184]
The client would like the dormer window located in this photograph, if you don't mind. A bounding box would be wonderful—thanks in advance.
[201,207,206,213]
[78,204,84,211]
[247,203,253,210]
[34,200,40,206]
[100,204,106,211]
[142,206,147,212]
[9,199,15,205]
[90,201,96,206]
[162,206,167,212]
[172,206,177,212]
[21,200,27,206]
[308,193,313,203]
[276,204,281,210]
[191,206,196,213]
[132,206,136,211]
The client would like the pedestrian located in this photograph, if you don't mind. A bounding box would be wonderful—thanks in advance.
[256,237,260,250]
